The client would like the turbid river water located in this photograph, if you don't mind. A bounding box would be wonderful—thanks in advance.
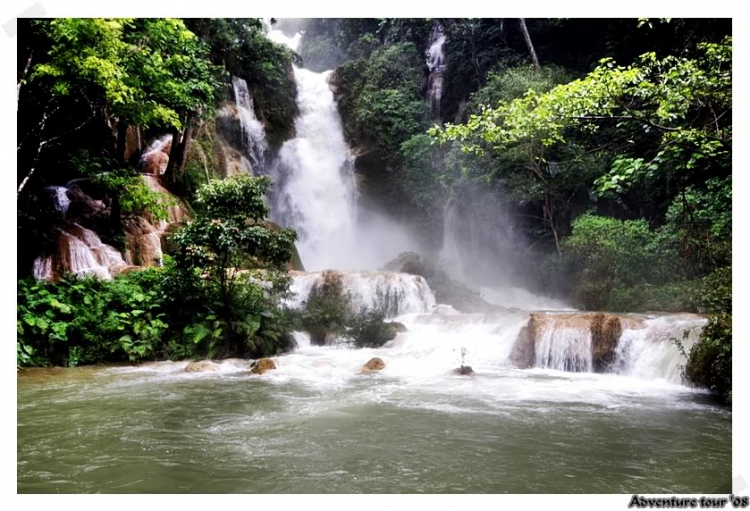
[18,302,731,494]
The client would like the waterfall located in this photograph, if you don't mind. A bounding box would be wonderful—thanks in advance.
[440,199,467,281]
[426,22,446,119]
[614,315,707,382]
[535,323,593,372]
[231,76,268,172]
[286,270,436,318]
[139,135,172,175]
[33,223,128,280]
[266,28,417,271]
[522,313,707,383]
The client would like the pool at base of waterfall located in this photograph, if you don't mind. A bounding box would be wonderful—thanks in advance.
[17,319,730,494]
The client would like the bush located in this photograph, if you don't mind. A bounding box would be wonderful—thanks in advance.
[562,213,679,310]
[683,266,731,403]
[299,271,353,345]
[347,307,399,348]
[685,311,731,403]
[17,270,169,367]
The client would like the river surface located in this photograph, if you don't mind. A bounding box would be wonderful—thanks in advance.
[17,310,731,494]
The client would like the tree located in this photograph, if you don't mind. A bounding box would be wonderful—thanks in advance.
[432,37,732,253]
[18,18,219,195]
[518,19,540,68]
[171,174,298,357]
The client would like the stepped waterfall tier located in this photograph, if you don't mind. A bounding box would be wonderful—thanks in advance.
[17,17,732,495]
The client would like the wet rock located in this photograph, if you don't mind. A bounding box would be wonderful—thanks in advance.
[510,312,630,372]
[386,322,407,333]
[185,360,220,372]
[65,185,109,222]
[510,321,536,369]
[359,357,386,374]
[453,365,475,376]
[382,251,501,314]
[310,331,338,346]
[249,358,277,375]
[141,150,169,176]
[590,313,623,372]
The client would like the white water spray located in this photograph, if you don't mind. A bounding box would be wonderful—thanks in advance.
[287,270,436,317]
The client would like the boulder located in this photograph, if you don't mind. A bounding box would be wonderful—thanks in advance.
[141,150,169,176]
[249,358,277,375]
[309,330,338,346]
[386,322,407,333]
[359,357,386,374]
[510,322,536,369]
[590,313,623,372]
[382,251,501,314]
[453,365,475,376]
[185,360,220,372]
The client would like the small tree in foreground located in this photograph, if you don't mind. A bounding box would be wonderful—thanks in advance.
[171,174,298,358]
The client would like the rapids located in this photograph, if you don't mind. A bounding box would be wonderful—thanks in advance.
[18,304,730,493]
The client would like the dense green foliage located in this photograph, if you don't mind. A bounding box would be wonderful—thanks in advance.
[18,175,299,367]
[18,271,169,367]
[169,174,297,358]
[185,19,298,147]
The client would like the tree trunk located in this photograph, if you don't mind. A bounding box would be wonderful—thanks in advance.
[17,50,33,111]
[165,126,183,184]
[115,121,128,164]
[165,113,195,185]
[518,18,541,69]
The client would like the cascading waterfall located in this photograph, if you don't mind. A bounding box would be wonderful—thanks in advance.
[613,315,707,382]
[266,28,416,271]
[139,134,172,175]
[257,25,702,391]
[440,199,468,281]
[231,76,268,172]
[535,324,593,373]
[426,22,447,118]
[287,270,437,317]
[32,223,128,280]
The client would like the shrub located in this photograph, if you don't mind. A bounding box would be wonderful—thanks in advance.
[562,213,677,310]
[347,307,398,348]
[683,266,731,403]
[299,271,353,345]
[17,270,169,367]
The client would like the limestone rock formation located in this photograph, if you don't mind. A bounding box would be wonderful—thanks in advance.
[510,322,536,369]
[185,360,220,372]
[359,357,386,373]
[382,251,500,313]
[249,358,277,375]
[509,312,641,372]
[590,313,623,372]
